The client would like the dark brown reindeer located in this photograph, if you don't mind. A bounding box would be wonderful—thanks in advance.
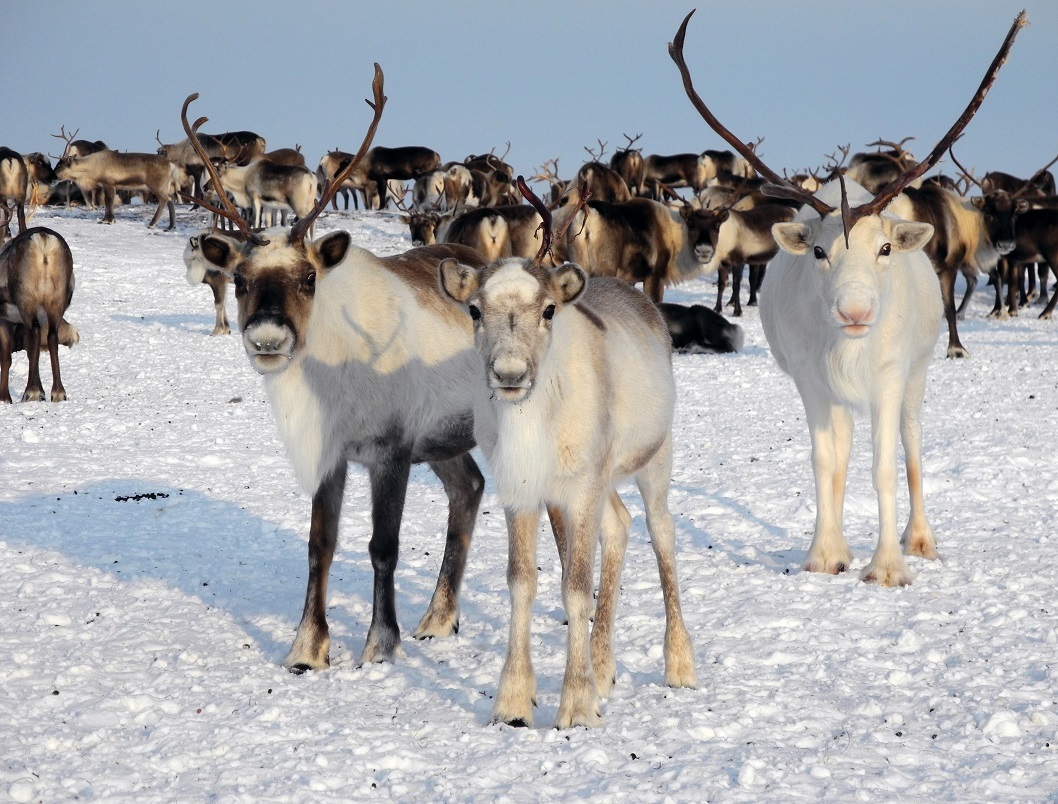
[183,66,493,672]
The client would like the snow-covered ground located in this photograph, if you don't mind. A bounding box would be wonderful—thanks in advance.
[1,203,1056,802]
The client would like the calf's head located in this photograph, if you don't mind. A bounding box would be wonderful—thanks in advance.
[439,257,586,403]
[197,229,352,374]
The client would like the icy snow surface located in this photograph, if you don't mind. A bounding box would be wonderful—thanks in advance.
[1,204,1057,802]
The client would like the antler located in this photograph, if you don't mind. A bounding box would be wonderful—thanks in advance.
[825,144,851,173]
[947,142,985,192]
[51,125,79,158]
[584,139,608,162]
[620,133,643,153]
[517,176,590,265]
[289,63,386,245]
[668,12,832,218]
[853,10,1027,224]
[1011,150,1058,199]
[669,8,1028,244]
[530,158,563,188]
[181,93,269,246]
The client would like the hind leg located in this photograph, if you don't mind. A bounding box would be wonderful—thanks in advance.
[46,318,66,402]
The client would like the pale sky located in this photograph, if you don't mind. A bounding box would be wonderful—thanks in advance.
[3,1,1054,186]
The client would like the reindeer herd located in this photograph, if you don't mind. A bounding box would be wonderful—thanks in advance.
[0,11,1046,728]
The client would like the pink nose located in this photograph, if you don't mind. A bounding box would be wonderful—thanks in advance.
[837,303,873,326]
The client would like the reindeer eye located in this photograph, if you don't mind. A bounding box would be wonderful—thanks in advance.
[542,304,556,320]
[813,246,826,260]
[468,304,481,321]
[879,243,892,257]
[303,271,316,290]
[233,274,247,295]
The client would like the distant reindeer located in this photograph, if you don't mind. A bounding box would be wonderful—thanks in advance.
[0,147,29,233]
[0,227,76,402]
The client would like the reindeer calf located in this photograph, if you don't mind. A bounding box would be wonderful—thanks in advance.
[0,227,75,402]
[440,258,697,729]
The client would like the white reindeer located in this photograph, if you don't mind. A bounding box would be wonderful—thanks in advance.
[668,7,1026,585]
[763,180,942,586]
[439,257,697,729]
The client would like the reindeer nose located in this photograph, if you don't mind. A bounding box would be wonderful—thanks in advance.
[490,355,529,388]
[837,302,873,327]
[995,240,1015,255]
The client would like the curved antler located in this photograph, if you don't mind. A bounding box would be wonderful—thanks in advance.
[517,176,591,265]
[289,63,387,245]
[669,11,834,219]
[1011,150,1058,199]
[181,93,269,246]
[853,11,1026,220]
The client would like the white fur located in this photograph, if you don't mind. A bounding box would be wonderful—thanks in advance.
[761,179,943,586]
[446,261,697,728]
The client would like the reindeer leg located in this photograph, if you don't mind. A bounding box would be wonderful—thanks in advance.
[590,492,631,698]
[713,265,727,313]
[493,507,540,727]
[900,367,938,560]
[101,186,116,224]
[285,461,347,673]
[414,453,483,639]
[862,374,914,587]
[636,436,696,688]
[728,263,744,316]
[360,455,412,664]
[0,324,12,404]
[47,317,66,402]
[208,274,230,336]
[939,265,969,358]
[802,388,854,574]
[556,493,604,729]
[21,320,45,402]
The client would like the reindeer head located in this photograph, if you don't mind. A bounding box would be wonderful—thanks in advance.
[439,258,586,403]
[182,66,386,374]
[772,179,934,338]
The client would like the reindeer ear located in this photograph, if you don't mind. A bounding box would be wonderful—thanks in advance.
[439,258,479,303]
[772,222,814,255]
[550,263,588,304]
[315,231,351,271]
[971,196,986,210]
[890,221,934,253]
[1016,199,1031,213]
[200,234,240,270]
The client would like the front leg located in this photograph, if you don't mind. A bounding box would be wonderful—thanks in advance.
[862,383,914,587]
[556,496,604,729]
[285,462,348,673]
[801,390,854,574]
[493,507,540,727]
[361,456,412,664]
[414,453,484,639]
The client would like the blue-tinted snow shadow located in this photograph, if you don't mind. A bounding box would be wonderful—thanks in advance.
[1,474,505,685]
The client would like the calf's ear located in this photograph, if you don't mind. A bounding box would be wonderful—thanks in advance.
[439,258,480,303]
[772,222,814,255]
[890,222,934,253]
[551,263,587,304]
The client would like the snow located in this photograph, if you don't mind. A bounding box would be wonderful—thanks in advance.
[1,203,1057,801]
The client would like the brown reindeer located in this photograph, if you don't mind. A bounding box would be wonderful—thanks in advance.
[0,227,76,402]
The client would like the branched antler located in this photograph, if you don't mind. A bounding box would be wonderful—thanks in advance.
[290,63,387,244]
[181,94,269,245]
[668,7,1028,245]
